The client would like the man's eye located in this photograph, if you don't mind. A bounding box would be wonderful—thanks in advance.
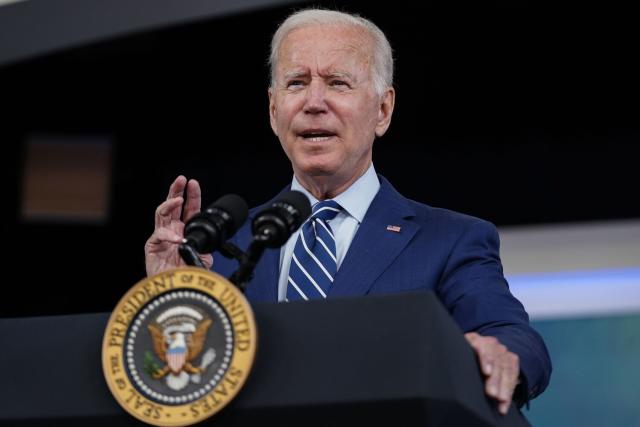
[331,80,349,87]
[287,80,304,88]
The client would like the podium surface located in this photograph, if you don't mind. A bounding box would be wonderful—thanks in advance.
[1,292,529,426]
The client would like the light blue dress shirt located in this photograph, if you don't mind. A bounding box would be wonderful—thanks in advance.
[277,163,381,301]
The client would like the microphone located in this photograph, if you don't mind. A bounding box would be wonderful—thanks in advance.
[229,191,310,288]
[251,190,312,248]
[182,194,249,254]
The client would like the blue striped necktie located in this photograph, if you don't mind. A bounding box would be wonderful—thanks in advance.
[286,200,342,301]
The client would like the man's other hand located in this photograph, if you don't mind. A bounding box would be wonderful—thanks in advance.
[464,332,520,415]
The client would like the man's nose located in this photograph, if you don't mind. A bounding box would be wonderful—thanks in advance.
[303,80,328,114]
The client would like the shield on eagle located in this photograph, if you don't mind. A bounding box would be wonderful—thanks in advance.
[167,344,187,373]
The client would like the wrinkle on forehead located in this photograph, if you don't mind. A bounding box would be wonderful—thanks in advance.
[277,24,374,83]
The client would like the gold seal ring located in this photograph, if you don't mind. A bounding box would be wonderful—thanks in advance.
[102,267,257,426]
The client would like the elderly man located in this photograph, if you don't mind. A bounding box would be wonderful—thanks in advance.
[145,8,551,415]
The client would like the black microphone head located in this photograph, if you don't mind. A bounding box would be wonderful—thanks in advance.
[184,194,248,253]
[275,190,312,222]
[209,194,249,235]
[252,190,311,248]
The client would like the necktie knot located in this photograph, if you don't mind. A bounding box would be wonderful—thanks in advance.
[311,200,342,223]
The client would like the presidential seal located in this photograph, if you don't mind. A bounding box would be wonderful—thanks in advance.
[102,267,257,426]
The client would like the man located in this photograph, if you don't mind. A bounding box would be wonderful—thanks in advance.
[145,8,551,415]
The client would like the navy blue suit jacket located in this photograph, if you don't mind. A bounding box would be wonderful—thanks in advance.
[212,176,551,404]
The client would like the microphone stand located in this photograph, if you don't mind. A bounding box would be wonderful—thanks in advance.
[228,234,270,292]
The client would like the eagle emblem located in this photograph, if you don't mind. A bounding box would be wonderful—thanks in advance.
[146,305,216,391]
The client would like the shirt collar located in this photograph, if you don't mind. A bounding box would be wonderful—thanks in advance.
[290,163,380,224]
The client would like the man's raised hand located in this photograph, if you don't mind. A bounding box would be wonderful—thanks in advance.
[144,176,213,276]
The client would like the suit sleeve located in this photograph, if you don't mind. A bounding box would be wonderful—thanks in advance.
[436,218,552,405]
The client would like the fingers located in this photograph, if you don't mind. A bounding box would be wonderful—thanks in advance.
[183,179,202,222]
[485,348,511,413]
[481,340,507,395]
[164,176,188,223]
[492,359,514,415]
[155,197,184,229]
[497,352,519,414]
[498,401,510,416]
[465,333,498,376]
[167,175,187,200]
[147,226,184,246]
[199,253,214,271]
[163,176,202,223]
[465,332,520,415]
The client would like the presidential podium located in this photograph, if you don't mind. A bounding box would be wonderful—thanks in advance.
[0,292,530,426]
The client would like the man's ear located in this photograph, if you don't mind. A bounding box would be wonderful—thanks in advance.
[268,88,278,136]
[375,87,395,138]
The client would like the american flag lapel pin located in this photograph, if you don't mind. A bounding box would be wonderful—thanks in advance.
[386,225,402,233]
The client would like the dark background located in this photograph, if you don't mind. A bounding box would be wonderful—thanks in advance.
[1,1,638,317]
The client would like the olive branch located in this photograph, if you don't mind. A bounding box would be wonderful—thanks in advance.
[143,351,161,377]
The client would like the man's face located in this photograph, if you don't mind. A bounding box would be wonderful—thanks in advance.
[269,24,394,189]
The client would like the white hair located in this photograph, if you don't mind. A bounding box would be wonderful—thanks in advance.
[268,8,394,97]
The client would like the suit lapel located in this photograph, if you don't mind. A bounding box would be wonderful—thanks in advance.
[329,177,419,298]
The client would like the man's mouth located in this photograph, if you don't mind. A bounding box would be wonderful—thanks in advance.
[299,129,337,142]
